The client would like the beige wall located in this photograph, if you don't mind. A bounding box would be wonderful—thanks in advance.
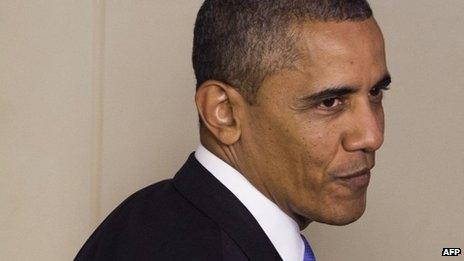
[1,1,463,260]
[1,1,98,260]
[309,1,464,260]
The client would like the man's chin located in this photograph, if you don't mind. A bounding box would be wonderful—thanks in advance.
[315,201,367,226]
[319,213,364,226]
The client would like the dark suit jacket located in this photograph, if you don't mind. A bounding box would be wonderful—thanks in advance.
[75,153,282,260]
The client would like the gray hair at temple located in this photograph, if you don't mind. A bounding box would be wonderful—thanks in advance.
[192,0,373,104]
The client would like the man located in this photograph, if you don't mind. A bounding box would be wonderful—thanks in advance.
[76,0,391,260]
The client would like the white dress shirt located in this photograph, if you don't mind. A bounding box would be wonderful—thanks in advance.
[195,144,305,261]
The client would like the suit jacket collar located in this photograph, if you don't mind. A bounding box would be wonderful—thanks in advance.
[173,153,282,261]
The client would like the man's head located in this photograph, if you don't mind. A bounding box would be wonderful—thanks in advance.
[194,0,390,228]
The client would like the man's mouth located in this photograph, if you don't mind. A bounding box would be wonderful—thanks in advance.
[336,169,371,191]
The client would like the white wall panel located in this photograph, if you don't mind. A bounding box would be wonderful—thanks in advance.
[100,1,203,218]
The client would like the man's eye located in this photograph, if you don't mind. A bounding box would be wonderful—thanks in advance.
[370,87,381,97]
[318,97,343,109]
[370,85,390,98]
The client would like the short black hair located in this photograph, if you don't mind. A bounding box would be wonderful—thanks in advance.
[192,0,373,104]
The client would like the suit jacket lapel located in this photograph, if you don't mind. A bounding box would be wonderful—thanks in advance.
[173,153,282,260]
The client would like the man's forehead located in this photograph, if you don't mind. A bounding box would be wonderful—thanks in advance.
[294,18,384,62]
[258,18,387,100]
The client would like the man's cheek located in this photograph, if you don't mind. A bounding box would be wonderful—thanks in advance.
[308,133,340,163]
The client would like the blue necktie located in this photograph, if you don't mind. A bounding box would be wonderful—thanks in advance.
[301,234,316,261]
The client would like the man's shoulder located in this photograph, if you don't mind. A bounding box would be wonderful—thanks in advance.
[116,178,219,231]
[75,179,224,260]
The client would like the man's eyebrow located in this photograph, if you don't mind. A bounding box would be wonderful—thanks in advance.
[372,73,392,90]
[293,73,392,109]
[294,86,356,108]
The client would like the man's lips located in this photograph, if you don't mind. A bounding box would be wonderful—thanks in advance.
[335,169,371,190]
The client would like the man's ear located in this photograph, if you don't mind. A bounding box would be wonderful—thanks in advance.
[195,80,244,145]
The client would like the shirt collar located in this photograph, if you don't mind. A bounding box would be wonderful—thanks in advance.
[195,144,304,261]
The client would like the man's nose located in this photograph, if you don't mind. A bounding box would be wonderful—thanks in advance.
[342,101,384,153]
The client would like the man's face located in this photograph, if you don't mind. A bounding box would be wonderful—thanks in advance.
[239,18,389,226]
